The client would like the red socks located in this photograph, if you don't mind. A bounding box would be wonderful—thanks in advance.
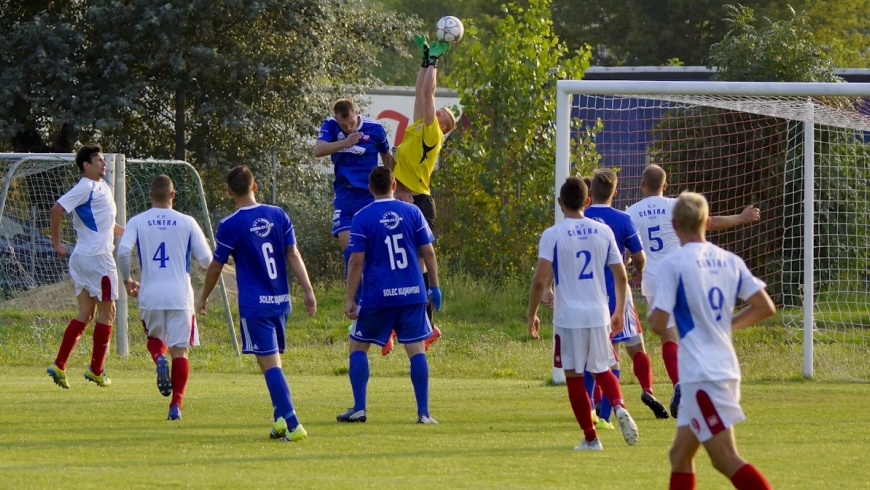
[669,472,696,490]
[171,357,190,408]
[593,370,625,408]
[731,464,773,490]
[147,337,168,363]
[55,319,87,370]
[662,341,680,386]
[632,351,654,393]
[565,377,597,442]
[90,322,113,375]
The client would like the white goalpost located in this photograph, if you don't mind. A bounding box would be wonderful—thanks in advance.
[554,80,870,382]
[0,154,239,356]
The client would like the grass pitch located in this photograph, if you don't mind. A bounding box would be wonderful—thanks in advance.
[1,367,868,489]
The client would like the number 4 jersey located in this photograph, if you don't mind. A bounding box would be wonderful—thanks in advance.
[213,204,296,318]
[538,217,622,329]
[348,198,434,308]
[118,208,213,311]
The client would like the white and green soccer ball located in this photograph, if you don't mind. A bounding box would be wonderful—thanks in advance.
[436,16,464,43]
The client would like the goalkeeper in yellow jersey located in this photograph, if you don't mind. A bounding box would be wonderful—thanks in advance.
[382,34,456,355]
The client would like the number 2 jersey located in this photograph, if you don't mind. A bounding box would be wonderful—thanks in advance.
[213,204,296,318]
[651,241,766,383]
[118,208,213,311]
[538,217,622,329]
[347,198,434,308]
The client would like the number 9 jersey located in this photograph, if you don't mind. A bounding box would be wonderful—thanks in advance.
[347,198,434,308]
[213,204,296,318]
[652,241,766,383]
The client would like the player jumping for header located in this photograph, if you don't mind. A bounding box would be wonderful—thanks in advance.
[649,192,774,490]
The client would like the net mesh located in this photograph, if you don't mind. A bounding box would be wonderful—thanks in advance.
[572,94,870,381]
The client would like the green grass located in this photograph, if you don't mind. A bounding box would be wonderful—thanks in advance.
[1,368,869,489]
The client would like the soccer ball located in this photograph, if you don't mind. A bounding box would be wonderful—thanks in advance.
[436,16,464,43]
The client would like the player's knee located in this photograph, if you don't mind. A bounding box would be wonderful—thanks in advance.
[709,448,744,476]
[668,442,693,468]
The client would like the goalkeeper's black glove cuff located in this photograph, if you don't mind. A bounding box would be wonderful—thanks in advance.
[426,56,439,68]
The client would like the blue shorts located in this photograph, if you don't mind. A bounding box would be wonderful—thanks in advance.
[332,188,374,236]
[349,303,432,347]
[240,314,287,355]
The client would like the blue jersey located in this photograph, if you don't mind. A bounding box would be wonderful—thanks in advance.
[348,198,434,308]
[585,204,643,314]
[213,204,296,318]
[318,116,390,199]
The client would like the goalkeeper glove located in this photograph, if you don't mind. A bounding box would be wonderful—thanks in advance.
[426,40,450,68]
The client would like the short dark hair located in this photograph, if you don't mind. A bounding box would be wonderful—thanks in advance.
[582,176,592,189]
[369,166,394,195]
[642,164,667,193]
[560,176,587,211]
[75,145,102,172]
[590,168,618,202]
[150,175,174,202]
[333,99,356,119]
[227,165,254,196]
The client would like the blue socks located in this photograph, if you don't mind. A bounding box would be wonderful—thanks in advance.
[410,353,430,417]
[264,367,299,430]
[349,351,369,411]
[583,370,596,410]
[599,368,620,422]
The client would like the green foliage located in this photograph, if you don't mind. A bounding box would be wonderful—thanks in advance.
[654,5,870,305]
[708,5,841,82]
[435,0,594,277]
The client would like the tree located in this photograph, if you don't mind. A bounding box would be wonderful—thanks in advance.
[436,0,595,277]
[653,5,870,304]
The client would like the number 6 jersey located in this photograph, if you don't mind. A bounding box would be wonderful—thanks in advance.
[213,204,296,318]
[347,198,434,308]
[652,241,766,383]
[118,208,213,311]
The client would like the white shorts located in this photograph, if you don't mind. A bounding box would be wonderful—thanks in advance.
[645,290,676,329]
[553,326,616,373]
[141,309,199,348]
[611,293,644,345]
[677,380,745,443]
[69,252,118,301]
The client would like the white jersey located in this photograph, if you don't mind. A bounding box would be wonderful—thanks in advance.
[117,208,212,310]
[538,217,622,329]
[56,177,117,256]
[626,195,680,278]
[651,242,766,383]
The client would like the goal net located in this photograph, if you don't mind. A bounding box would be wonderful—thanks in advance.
[557,81,870,381]
[0,154,237,355]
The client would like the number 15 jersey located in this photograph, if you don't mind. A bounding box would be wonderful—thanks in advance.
[538,218,622,329]
[213,204,296,318]
[348,198,434,308]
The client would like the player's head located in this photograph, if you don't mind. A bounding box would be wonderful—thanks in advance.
[333,99,360,134]
[368,166,396,197]
[226,165,256,197]
[76,145,105,176]
[558,176,589,212]
[641,164,667,195]
[150,175,175,204]
[672,191,709,237]
[590,168,618,203]
[436,107,456,134]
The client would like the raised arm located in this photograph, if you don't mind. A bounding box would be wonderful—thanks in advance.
[286,245,316,317]
[417,66,437,126]
[708,205,759,231]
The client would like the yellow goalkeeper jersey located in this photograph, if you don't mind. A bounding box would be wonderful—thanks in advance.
[393,118,443,195]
